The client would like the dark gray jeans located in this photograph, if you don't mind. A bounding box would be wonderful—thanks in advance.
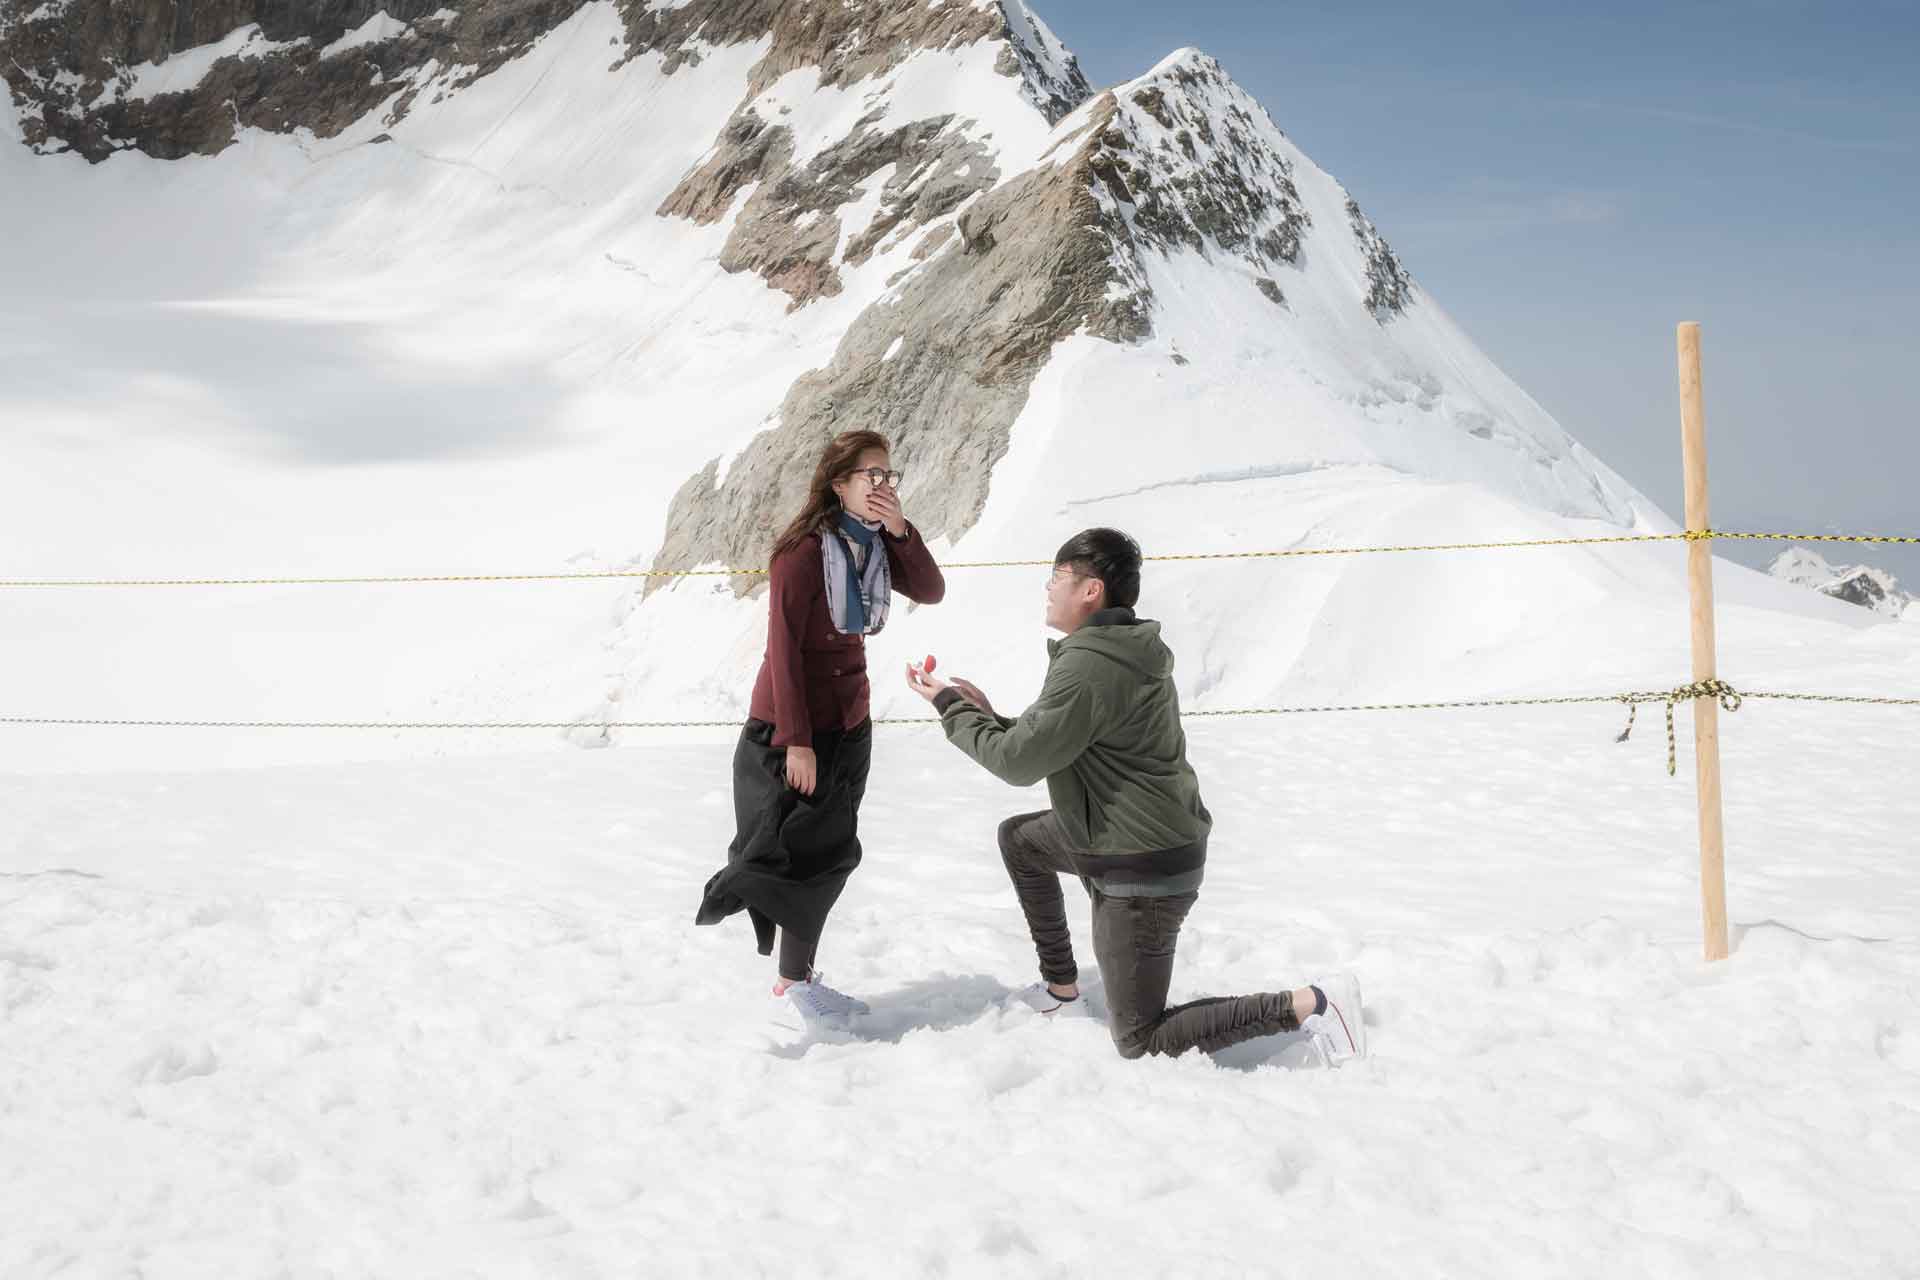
[997,811,1303,1059]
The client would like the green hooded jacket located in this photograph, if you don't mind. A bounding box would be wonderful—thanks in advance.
[936,607,1212,858]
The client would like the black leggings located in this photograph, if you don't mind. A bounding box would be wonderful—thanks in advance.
[777,930,819,983]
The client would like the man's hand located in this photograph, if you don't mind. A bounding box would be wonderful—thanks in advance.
[905,661,950,704]
[868,488,908,539]
[784,745,818,795]
[948,678,996,718]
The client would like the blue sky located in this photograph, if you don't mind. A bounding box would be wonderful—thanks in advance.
[1034,0,1919,580]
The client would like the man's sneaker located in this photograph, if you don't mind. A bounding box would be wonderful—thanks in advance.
[781,973,869,1025]
[1009,982,1091,1017]
[1303,972,1367,1064]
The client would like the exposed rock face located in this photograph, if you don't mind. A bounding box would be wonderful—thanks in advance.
[1825,571,1895,612]
[2,0,1089,161]
[1,0,592,160]
[645,120,1146,596]
[615,0,1081,109]
[646,1,1086,309]
[991,0,1085,124]
[1348,195,1413,320]
[657,107,1000,309]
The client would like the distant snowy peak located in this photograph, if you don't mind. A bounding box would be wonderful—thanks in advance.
[1770,547,1913,619]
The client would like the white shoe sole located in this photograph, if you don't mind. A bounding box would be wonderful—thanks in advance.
[783,982,869,1024]
[1008,984,1091,1018]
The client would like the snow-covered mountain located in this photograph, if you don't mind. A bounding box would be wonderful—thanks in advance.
[1770,547,1913,620]
[0,0,1879,773]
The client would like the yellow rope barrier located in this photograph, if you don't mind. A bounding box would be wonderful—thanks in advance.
[0,700,1625,732]
[1711,531,1920,547]
[0,569,768,588]
[943,533,1696,570]
[1742,691,1920,707]
[7,682,1917,774]
[4,528,1911,588]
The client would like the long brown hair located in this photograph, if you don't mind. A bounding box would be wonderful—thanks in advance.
[771,429,891,559]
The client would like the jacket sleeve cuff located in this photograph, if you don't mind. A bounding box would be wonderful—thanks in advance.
[933,688,965,716]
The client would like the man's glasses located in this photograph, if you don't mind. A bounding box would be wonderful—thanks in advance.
[855,468,903,489]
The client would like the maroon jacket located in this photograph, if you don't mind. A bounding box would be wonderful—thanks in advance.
[749,522,946,747]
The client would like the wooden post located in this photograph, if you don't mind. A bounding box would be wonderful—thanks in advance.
[1678,322,1729,962]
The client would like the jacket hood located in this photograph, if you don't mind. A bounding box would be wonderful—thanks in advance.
[1050,607,1175,680]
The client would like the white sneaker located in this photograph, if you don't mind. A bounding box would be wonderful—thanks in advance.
[1009,981,1091,1017]
[1273,1032,1334,1072]
[1303,972,1366,1064]
[782,974,869,1025]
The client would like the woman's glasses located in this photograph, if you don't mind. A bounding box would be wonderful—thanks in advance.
[855,468,903,489]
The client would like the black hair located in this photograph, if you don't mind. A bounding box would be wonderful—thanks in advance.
[1053,527,1142,609]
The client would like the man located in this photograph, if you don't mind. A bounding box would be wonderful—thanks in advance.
[904,528,1365,1063]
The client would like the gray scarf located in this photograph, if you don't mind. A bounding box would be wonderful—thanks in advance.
[821,514,891,636]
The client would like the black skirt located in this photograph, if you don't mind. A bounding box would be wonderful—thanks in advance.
[694,716,873,955]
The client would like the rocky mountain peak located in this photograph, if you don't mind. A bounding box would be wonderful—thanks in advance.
[1053,47,1413,321]
[641,41,1440,597]
[1770,546,1912,619]
[1064,50,1313,303]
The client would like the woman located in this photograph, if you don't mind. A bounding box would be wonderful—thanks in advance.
[694,430,945,1023]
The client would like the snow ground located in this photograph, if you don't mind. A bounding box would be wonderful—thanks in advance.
[3,625,1918,1277]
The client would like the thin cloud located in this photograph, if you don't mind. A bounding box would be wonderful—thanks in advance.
[1398,182,1626,238]
[1536,192,1622,225]
[1565,98,1911,154]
